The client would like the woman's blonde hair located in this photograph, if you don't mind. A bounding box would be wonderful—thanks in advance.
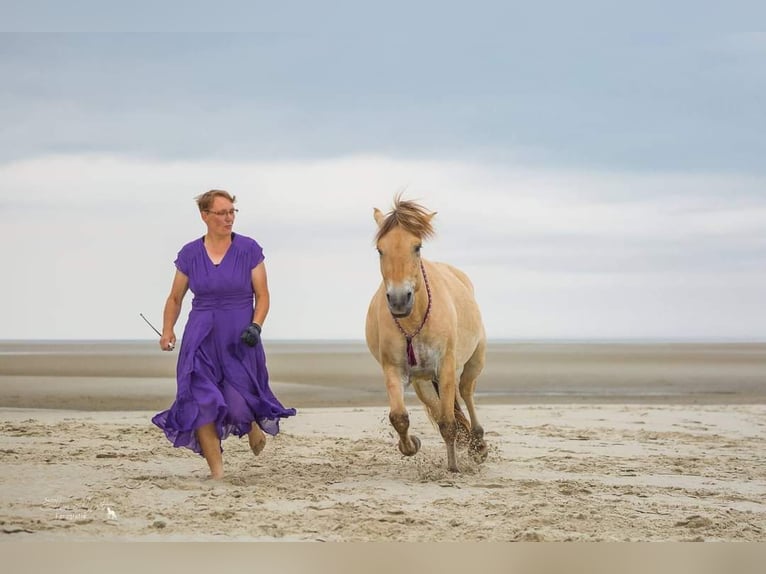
[195,189,237,212]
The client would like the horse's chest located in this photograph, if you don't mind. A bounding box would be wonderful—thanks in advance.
[406,341,442,381]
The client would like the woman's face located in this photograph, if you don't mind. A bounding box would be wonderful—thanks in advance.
[202,196,237,236]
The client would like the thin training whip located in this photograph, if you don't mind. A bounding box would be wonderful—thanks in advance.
[140,313,174,350]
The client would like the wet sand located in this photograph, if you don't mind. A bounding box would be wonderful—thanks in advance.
[1,341,765,541]
[1,341,765,410]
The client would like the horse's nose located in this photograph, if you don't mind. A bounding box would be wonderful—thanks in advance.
[386,287,414,317]
[385,291,413,304]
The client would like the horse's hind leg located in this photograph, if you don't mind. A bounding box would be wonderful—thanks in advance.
[412,379,441,425]
[417,377,471,448]
[415,377,471,455]
[383,365,421,457]
[437,351,460,472]
[459,341,488,462]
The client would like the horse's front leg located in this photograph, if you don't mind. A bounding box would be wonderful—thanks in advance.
[438,352,459,472]
[383,365,421,456]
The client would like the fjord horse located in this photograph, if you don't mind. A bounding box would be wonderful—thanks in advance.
[365,197,488,472]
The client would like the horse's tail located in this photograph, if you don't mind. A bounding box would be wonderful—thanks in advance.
[431,380,472,446]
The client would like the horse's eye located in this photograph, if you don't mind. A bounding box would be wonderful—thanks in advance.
[414,245,421,254]
[376,248,382,256]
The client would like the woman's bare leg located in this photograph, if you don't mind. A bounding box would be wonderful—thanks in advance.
[196,423,224,479]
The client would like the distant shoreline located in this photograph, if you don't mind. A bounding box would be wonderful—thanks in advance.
[1,340,764,410]
[2,337,765,345]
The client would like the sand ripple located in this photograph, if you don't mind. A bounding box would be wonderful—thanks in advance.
[1,405,765,541]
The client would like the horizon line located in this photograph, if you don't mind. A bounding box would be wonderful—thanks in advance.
[1,337,765,345]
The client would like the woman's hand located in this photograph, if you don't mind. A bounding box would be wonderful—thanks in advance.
[160,332,176,351]
[240,323,262,347]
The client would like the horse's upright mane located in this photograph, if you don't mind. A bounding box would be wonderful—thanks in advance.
[376,196,435,242]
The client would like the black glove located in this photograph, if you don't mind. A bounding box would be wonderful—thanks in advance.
[240,322,262,347]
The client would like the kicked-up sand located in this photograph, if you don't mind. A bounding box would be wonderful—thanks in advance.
[0,341,765,541]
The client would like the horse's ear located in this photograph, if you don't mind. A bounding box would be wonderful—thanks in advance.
[428,211,437,223]
[373,208,385,227]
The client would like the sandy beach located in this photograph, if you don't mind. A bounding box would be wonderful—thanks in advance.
[1,341,765,541]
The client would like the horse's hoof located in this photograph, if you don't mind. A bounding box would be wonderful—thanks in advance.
[469,440,488,463]
[398,435,421,456]
[471,449,488,464]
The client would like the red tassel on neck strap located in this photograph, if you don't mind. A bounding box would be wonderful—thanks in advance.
[405,337,417,366]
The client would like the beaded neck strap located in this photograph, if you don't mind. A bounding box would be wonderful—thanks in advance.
[393,260,432,367]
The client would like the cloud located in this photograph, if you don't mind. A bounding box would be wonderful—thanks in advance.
[719,31,766,56]
[2,24,764,174]
[2,153,765,340]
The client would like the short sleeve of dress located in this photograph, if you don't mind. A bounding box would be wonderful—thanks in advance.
[174,244,191,276]
[248,237,265,269]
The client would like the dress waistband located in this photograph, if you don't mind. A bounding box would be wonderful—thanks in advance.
[192,294,253,311]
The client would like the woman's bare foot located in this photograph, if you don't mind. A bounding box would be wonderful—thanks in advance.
[196,423,224,480]
[248,425,266,456]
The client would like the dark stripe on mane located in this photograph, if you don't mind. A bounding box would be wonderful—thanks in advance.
[376,196,436,241]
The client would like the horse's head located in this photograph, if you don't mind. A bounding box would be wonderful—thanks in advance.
[373,197,436,318]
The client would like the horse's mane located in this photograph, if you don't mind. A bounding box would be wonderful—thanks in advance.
[376,196,436,242]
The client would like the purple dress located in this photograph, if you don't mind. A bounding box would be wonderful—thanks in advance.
[152,233,296,454]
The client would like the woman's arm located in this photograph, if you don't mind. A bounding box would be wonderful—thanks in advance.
[160,269,189,350]
[251,261,270,327]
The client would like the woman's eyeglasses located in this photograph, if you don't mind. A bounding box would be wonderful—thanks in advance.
[205,209,239,217]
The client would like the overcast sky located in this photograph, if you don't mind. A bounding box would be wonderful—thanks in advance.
[1,3,765,341]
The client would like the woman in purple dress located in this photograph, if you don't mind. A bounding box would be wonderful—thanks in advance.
[152,189,296,479]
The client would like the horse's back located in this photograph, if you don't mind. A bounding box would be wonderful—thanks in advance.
[430,261,486,353]
[435,262,476,295]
